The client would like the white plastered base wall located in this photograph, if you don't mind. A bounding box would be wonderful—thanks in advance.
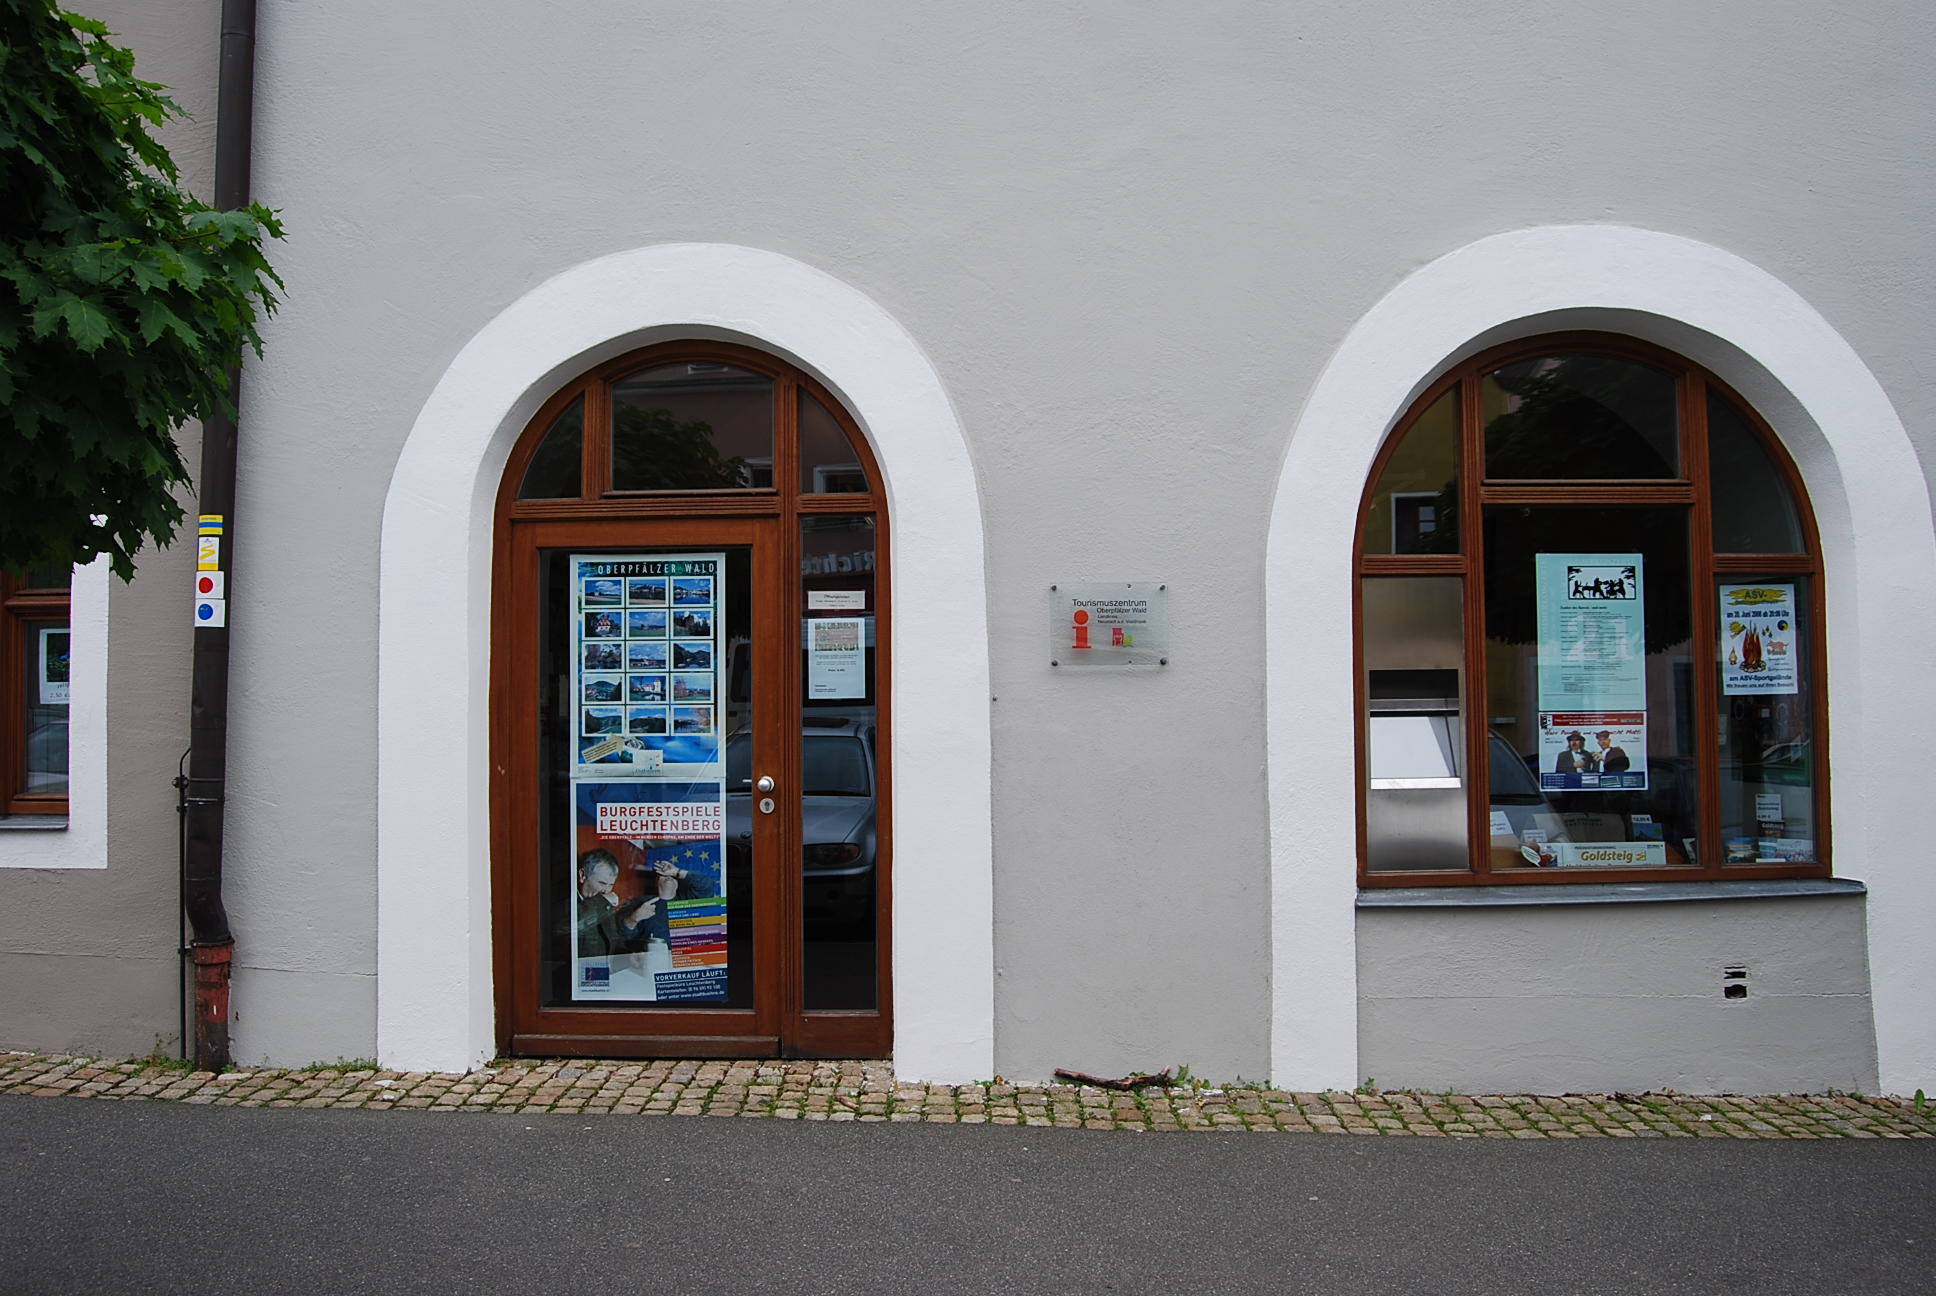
[1266,224,1936,1095]
[376,244,992,1081]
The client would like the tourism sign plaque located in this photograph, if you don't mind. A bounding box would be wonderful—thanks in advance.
[1048,582,1169,668]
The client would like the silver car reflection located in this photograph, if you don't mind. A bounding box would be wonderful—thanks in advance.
[726,716,877,920]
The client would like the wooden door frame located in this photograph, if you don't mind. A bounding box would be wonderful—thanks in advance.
[488,342,893,1059]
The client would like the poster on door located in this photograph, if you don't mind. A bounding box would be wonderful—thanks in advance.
[569,780,729,1002]
[1535,554,1648,791]
[573,553,725,777]
[1719,582,1799,695]
[569,551,731,1001]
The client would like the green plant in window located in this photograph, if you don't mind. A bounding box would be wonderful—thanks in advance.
[0,1,283,578]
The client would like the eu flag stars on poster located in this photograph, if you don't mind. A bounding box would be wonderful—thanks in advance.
[646,838,728,1000]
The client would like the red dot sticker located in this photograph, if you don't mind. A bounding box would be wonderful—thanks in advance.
[197,576,215,594]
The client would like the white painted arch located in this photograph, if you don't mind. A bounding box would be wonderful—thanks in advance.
[376,243,993,1081]
[1266,224,1936,1095]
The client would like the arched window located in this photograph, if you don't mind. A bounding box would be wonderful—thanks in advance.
[1357,333,1826,883]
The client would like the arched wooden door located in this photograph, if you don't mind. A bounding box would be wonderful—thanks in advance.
[490,343,890,1058]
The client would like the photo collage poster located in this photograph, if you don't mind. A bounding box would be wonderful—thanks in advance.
[569,554,729,1002]
[1534,553,1650,792]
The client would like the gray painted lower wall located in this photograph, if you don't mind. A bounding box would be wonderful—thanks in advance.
[1356,896,1877,1094]
[0,951,179,1059]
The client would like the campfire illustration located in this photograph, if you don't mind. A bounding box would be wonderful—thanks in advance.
[1738,625,1767,673]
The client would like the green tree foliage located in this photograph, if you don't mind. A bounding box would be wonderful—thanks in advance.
[611,405,749,490]
[0,1,283,578]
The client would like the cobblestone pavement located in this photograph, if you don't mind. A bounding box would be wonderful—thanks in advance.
[4,1051,1933,1138]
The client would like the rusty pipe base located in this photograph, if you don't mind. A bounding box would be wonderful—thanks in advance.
[188,941,234,1073]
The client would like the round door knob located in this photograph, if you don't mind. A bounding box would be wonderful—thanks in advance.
[755,775,775,793]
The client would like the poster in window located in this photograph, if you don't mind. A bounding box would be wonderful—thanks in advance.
[807,616,866,700]
[1719,583,1799,695]
[1535,554,1648,790]
[567,549,730,1002]
[1536,710,1647,791]
[38,628,70,705]
[569,781,728,1002]
[572,554,723,775]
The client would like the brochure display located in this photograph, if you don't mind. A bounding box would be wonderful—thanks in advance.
[1719,583,1799,695]
[1534,554,1648,792]
[568,554,730,1002]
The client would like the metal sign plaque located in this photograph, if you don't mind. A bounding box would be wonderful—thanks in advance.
[1048,582,1168,668]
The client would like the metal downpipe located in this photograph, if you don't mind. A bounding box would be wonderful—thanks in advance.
[180,0,257,1072]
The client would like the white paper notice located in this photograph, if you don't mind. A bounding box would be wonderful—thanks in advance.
[807,617,866,699]
[807,589,867,611]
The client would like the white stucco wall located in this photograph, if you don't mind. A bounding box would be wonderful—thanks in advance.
[17,2,1922,1083]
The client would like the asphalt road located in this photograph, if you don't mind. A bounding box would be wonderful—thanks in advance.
[2,1095,1930,1295]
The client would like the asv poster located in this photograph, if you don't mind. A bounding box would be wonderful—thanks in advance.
[570,781,728,1001]
[1720,583,1799,695]
[1535,554,1648,791]
[573,554,723,775]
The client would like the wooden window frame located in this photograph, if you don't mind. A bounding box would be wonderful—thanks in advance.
[2,568,72,817]
[1355,332,1829,887]
[490,340,893,1058]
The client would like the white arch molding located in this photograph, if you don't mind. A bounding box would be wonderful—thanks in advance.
[376,244,993,1081]
[1265,225,1936,1095]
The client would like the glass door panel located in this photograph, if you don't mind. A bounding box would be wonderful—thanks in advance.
[536,546,756,1009]
[799,516,879,1011]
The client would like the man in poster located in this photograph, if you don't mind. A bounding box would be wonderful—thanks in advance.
[1552,731,1598,775]
[575,849,657,958]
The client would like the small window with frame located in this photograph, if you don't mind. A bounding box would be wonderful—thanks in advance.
[3,566,72,816]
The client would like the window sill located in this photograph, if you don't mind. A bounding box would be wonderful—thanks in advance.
[1357,877,1865,908]
[0,816,69,832]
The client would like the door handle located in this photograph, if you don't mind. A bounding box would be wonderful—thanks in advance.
[756,775,775,793]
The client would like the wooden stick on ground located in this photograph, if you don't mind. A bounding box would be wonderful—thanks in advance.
[1052,1067,1174,1091]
